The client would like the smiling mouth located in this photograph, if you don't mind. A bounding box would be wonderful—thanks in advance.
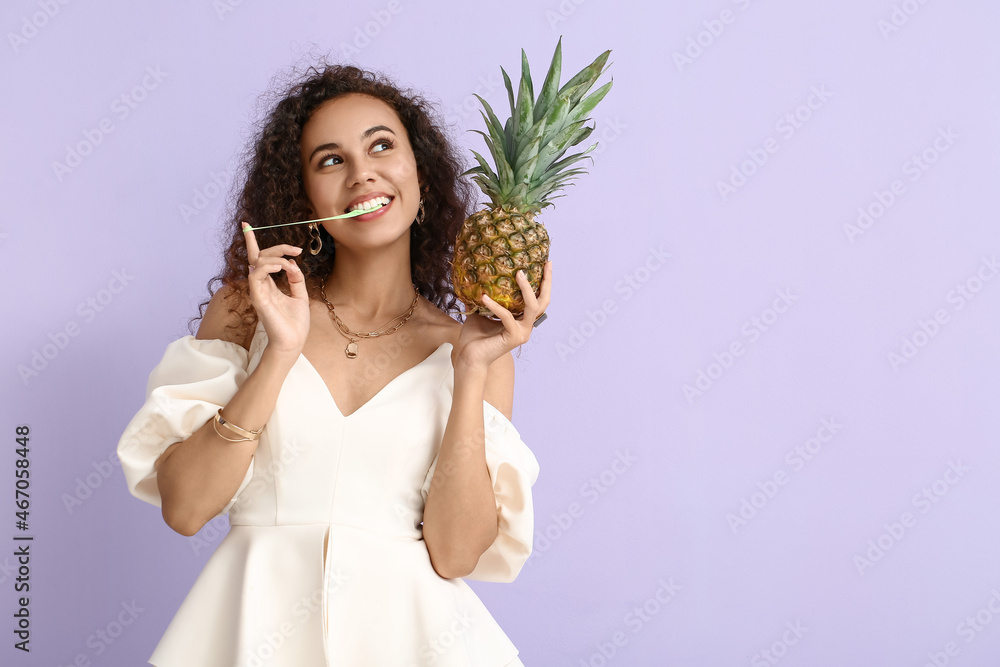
[345,196,393,214]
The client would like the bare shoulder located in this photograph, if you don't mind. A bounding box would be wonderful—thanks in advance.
[419,297,463,346]
[422,299,516,419]
[196,284,255,351]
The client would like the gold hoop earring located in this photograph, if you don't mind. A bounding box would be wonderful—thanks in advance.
[308,223,323,255]
[414,198,425,226]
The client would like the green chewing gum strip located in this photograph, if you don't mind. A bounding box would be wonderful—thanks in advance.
[243,202,385,231]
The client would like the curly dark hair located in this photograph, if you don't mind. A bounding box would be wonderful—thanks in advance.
[188,56,477,338]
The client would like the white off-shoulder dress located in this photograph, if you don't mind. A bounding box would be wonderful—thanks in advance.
[116,319,539,666]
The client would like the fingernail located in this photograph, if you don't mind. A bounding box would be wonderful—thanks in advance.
[241,222,251,232]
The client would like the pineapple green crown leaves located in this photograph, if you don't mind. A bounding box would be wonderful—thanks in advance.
[461,36,613,216]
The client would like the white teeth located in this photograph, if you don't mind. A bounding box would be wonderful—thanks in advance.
[349,196,391,212]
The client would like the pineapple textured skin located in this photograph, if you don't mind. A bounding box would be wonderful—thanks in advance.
[452,206,549,317]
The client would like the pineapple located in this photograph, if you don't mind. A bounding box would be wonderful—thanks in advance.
[452,37,613,317]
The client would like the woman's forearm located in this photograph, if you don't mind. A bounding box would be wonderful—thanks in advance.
[421,362,499,578]
[155,346,298,536]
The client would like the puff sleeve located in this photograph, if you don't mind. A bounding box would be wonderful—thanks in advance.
[116,335,256,517]
[420,401,540,583]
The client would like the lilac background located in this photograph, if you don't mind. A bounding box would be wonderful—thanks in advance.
[3,1,1000,665]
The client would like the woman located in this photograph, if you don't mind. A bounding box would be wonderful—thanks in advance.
[117,60,551,666]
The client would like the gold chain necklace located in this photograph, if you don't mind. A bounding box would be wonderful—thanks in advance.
[319,283,419,359]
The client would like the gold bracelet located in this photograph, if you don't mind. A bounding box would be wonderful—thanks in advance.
[212,417,251,442]
[213,409,263,442]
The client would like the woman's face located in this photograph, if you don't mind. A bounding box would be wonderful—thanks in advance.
[299,93,422,250]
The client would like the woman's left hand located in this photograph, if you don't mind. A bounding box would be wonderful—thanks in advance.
[455,261,552,371]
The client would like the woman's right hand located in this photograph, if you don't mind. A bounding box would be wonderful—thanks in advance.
[242,223,310,357]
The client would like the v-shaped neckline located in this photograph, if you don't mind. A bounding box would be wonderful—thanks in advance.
[297,342,453,419]
[252,320,455,418]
